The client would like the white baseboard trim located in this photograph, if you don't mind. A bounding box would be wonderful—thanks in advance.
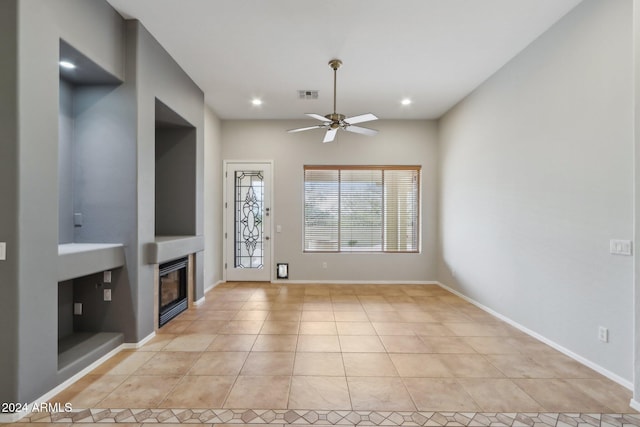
[270,280,440,285]
[0,331,160,423]
[630,399,640,411]
[122,331,156,350]
[0,343,126,423]
[437,281,633,391]
[204,280,224,295]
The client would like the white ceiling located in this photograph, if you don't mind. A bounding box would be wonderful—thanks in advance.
[106,0,582,120]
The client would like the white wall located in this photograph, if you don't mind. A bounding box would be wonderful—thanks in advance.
[204,106,223,290]
[221,119,438,282]
[439,0,634,384]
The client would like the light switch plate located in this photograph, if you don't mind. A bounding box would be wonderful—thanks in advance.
[0,242,5,261]
[104,271,112,283]
[610,239,633,256]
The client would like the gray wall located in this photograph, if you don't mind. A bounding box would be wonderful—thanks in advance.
[204,107,223,290]
[155,127,197,236]
[72,268,130,333]
[72,85,136,246]
[633,0,640,406]
[131,20,205,338]
[221,119,438,282]
[58,79,74,243]
[438,0,634,384]
[0,0,18,406]
[57,281,74,339]
[8,0,204,405]
[14,0,125,404]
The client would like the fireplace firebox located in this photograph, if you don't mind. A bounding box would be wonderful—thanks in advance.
[159,257,188,327]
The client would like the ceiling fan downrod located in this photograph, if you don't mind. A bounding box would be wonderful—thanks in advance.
[329,59,342,117]
[327,59,344,127]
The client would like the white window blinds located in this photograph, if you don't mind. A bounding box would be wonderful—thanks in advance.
[304,166,420,253]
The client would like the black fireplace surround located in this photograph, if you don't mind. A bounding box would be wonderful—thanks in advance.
[159,257,188,327]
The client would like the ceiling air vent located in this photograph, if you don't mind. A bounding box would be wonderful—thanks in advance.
[298,90,319,100]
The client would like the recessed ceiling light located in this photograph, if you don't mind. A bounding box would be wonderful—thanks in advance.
[251,98,263,106]
[59,60,76,69]
[401,98,412,106]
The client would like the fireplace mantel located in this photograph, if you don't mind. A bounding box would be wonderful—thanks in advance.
[147,235,204,264]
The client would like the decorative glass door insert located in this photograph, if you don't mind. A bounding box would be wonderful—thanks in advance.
[234,170,264,269]
[225,162,272,282]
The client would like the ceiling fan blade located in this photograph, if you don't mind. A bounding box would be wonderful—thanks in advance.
[344,113,378,125]
[345,125,378,136]
[306,113,331,122]
[323,128,338,143]
[288,125,324,133]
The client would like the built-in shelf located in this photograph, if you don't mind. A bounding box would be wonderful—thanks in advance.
[58,332,123,373]
[147,235,204,264]
[58,243,125,281]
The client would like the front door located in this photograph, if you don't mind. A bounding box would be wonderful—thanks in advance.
[225,162,272,281]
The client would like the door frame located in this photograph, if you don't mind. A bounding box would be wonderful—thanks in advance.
[222,160,274,282]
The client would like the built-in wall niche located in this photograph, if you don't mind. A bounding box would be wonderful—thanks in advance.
[57,270,123,372]
[155,98,197,236]
[57,40,128,376]
[58,39,125,245]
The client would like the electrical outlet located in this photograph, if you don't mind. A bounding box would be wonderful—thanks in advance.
[598,326,609,343]
[104,289,112,301]
[0,242,6,261]
[104,270,112,283]
[74,303,82,315]
[322,262,328,269]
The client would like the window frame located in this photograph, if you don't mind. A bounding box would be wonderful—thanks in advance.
[303,165,421,254]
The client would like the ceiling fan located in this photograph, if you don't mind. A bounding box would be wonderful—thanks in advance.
[288,59,378,143]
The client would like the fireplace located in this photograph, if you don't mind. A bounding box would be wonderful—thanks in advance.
[158,257,188,327]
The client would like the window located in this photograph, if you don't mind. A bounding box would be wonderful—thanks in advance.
[304,165,420,253]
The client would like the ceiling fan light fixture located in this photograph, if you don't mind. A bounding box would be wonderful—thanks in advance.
[287,59,378,143]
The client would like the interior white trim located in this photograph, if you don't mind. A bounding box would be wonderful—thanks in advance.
[204,280,223,295]
[270,280,440,285]
[438,282,633,391]
[630,399,640,411]
[121,331,156,349]
[0,331,159,423]
[0,344,125,423]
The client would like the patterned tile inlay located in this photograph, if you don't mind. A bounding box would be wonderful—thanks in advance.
[14,409,640,426]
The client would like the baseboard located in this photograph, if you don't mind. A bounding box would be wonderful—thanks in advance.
[121,331,156,350]
[0,331,160,423]
[271,280,440,285]
[630,399,640,411]
[0,342,126,423]
[437,281,633,391]
[204,280,223,295]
